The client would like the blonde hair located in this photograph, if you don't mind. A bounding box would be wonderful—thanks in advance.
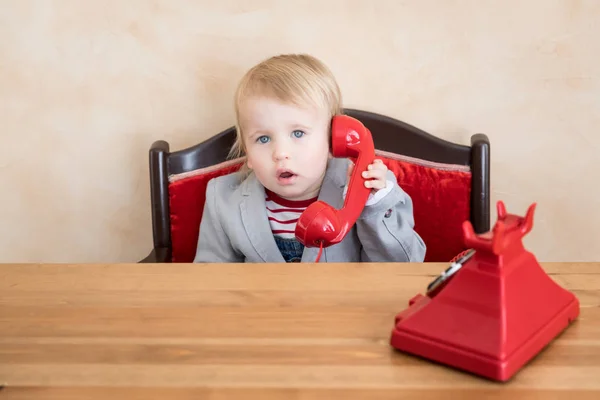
[229,54,343,174]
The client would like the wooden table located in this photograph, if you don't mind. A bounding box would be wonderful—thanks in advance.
[0,262,598,399]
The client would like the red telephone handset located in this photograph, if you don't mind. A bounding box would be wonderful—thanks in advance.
[295,115,376,248]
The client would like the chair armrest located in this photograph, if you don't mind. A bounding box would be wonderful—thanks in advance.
[139,247,171,263]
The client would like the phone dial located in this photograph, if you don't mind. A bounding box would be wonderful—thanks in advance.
[295,115,376,251]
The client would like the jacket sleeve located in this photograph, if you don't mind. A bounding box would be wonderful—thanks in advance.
[193,178,244,263]
[355,169,426,262]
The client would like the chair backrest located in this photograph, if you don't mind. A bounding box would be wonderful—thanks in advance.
[146,109,490,263]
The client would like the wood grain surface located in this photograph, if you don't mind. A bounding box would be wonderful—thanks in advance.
[0,262,598,399]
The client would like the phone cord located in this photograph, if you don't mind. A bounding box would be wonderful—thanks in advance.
[315,241,324,263]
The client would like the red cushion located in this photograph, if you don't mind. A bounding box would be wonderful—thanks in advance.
[168,154,471,262]
[169,160,243,263]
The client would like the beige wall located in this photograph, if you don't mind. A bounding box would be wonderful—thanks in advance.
[1,1,598,263]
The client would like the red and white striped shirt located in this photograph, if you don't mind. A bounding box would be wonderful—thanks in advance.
[265,190,318,239]
[265,178,394,240]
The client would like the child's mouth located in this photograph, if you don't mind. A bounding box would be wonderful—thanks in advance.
[277,170,297,184]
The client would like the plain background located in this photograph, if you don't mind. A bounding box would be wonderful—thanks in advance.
[1,0,598,262]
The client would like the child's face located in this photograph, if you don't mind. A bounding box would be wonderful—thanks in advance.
[239,96,331,201]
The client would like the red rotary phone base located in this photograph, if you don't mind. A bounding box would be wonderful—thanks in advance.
[389,201,580,382]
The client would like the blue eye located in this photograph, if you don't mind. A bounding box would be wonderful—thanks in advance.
[256,135,270,144]
[292,130,305,138]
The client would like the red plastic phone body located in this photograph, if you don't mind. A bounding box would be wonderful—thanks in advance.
[390,201,580,381]
[295,115,375,248]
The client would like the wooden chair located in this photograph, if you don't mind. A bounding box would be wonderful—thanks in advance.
[141,109,490,263]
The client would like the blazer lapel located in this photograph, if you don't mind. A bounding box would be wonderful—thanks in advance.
[240,173,285,262]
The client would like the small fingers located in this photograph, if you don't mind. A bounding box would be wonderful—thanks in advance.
[366,159,386,171]
[364,177,387,190]
[368,159,384,168]
[363,160,387,191]
[361,168,386,180]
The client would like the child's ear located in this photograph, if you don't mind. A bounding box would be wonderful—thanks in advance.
[327,115,337,153]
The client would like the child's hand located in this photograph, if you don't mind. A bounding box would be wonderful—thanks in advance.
[347,159,388,194]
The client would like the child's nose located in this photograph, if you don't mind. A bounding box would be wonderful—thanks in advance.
[273,143,290,161]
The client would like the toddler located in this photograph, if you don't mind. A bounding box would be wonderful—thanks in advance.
[194,54,426,263]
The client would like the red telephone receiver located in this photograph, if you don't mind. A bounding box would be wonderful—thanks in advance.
[295,115,376,248]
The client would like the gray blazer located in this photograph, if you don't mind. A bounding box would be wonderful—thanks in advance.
[193,158,426,263]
